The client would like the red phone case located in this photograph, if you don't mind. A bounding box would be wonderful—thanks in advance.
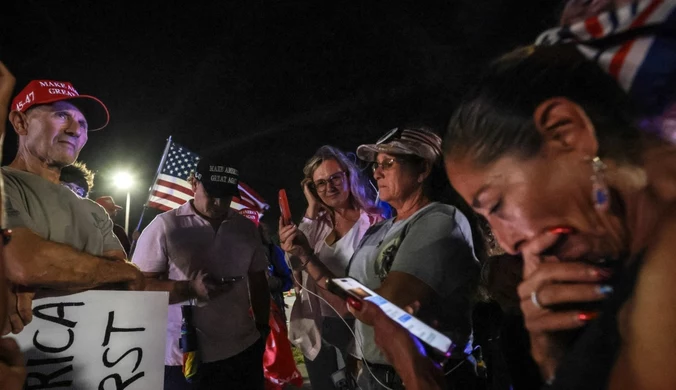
[279,189,292,225]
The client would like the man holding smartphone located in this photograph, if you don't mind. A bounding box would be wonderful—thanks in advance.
[133,156,270,390]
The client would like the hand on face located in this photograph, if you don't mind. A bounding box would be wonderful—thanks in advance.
[302,178,323,213]
[518,230,615,376]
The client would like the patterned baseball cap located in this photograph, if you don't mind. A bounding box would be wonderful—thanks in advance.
[356,127,443,163]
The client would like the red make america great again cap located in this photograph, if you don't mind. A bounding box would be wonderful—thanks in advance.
[11,80,110,131]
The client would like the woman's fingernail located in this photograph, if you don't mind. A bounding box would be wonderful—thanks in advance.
[346,297,363,311]
[577,311,599,321]
[596,285,614,295]
[549,227,573,234]
[592,267,614,279]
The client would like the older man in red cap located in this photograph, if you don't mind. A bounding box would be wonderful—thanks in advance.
[2,78,144,335]
[96,196,132,255]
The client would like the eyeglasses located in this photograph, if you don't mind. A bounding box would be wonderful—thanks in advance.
[312,171,346,193]
[372,158,399,173]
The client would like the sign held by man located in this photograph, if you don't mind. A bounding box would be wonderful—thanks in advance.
[9,290,168,390]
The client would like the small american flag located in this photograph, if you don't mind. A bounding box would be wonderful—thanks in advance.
[147,140,269,217]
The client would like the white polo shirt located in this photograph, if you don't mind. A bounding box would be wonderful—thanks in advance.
[132,201,268,365]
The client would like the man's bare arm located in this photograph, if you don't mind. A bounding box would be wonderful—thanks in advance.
[102,249,127,262]
[4,228,143,290]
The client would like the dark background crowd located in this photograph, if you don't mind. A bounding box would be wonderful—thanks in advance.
[0,0,560,228]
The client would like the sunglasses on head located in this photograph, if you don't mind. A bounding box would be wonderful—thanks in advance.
[376,127,405,145]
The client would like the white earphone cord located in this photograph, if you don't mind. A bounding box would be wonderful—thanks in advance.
[290,271,394,390]
[291,270,466,383]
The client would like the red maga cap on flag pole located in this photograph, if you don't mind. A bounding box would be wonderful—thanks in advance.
[11,80,110,131]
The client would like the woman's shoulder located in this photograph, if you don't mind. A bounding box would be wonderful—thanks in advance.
[410,203,464,225]
[643,203,676,266]
[631,203,676,313]
[605,203,676,389]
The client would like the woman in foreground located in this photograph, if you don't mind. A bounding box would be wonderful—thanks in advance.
[350,44,676,390]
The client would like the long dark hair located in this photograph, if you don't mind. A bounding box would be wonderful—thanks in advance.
[445,44,643,167]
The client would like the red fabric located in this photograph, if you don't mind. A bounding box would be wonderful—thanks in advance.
[264,302,303,390]
[608,0,663,79]
[583,16,604,38]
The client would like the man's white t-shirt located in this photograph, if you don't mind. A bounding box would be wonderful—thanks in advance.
[132,201,268,365]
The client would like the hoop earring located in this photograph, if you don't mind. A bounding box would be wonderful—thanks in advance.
[591,156,610,212]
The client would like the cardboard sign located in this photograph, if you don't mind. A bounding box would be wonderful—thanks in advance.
[8,290,168,390]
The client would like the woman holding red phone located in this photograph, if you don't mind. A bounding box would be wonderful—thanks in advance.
[284,145,382,390]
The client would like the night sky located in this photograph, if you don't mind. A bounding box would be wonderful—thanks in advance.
[1,0,560,231]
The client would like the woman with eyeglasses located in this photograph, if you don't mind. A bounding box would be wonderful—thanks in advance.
[280,129,485,389]
[286,145,382,390]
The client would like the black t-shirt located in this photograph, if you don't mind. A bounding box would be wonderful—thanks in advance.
[113,224,131,255]
[549,256,642,390]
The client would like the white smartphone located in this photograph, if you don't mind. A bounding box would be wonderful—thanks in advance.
[326,277,453,357]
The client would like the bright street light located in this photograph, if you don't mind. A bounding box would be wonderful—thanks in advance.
[113,171,134,190]
[112,171,134,234]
